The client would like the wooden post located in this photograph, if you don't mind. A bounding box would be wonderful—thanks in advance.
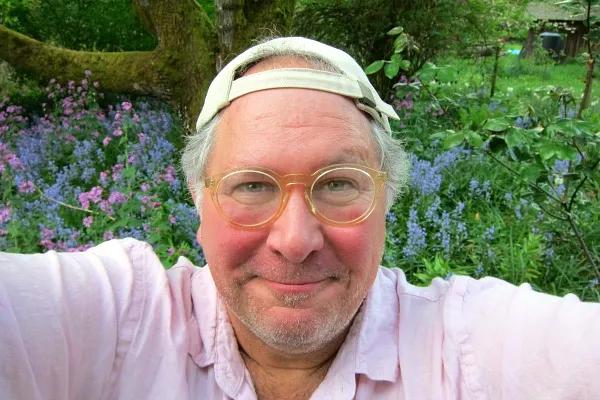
[490,44,501,98]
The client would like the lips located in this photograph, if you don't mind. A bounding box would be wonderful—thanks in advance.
[262,278,329,295]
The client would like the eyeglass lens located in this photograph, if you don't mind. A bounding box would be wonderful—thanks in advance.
[215,167,375,226]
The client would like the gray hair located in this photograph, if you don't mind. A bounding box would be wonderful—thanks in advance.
[181,53,409,213]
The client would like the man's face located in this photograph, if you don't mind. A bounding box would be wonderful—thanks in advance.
[198,84,387,354]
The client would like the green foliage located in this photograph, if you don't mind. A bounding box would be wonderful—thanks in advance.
[0,0,156,51]
[381,46,600,300]
[294,0,512,97]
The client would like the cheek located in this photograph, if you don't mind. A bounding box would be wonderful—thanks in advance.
[199,204,268,270]
[326,217,386,276]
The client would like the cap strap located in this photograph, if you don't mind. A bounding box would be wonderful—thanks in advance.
[229,68,368,101]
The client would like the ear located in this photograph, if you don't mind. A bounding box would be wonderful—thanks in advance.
[195,225,202,247]
[188,184,203,244]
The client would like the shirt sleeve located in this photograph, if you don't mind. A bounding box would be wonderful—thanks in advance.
[457,277,600,399]
[0,238,160,400]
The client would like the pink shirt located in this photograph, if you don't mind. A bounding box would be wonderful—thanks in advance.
[1,238,599,399]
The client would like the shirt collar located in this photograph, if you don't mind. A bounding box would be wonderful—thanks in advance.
[354,268,401,382]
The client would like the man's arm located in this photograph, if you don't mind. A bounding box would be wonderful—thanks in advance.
[0,239,152,399]
[459,277,600,399]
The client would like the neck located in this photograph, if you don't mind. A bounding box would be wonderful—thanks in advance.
[228,311,349,399]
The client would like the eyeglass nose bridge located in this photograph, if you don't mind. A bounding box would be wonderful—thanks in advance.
[277,173,319,215]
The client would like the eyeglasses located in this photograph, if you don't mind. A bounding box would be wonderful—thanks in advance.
[204,164,387,229]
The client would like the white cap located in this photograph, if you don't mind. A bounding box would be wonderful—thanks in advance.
[196,37,399,133]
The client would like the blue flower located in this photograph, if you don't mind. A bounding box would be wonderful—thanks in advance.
[402,208,427,258]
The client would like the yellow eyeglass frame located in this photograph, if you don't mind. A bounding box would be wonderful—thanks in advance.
[204,163,387,229]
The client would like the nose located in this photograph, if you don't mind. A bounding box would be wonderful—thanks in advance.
[266,188,324,263]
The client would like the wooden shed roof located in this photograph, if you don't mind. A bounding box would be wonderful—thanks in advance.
[527,1,600,21]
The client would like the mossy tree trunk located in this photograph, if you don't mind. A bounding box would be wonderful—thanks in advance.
[0,0,296,126]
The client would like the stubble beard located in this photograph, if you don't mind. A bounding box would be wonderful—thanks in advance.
[221,272,370,355]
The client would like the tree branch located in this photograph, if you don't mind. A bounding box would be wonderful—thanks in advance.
[0,25,173,98]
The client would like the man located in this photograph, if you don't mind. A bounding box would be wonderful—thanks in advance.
[1,37,599,400]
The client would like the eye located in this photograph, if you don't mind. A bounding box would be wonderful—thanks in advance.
[233,181,277,193]
[321,179,358,192]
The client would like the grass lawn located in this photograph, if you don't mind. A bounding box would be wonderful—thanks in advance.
[435,46,599,112]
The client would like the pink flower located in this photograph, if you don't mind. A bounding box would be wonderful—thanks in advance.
[102,136,112,146]
[88,186,103,203]
[140,183,150,192]
[103,231,114,241]
[0,207,11,223]
[84,69,92,78]
[111,163,124,180]
[83,216,94,228]
[112,128,123,137]
[162,165,177,184]
[121,101,132,111]
[93,81,100,88]
[108,191,127,204]
[99,200,113,214]
[18,180,36,194]
[99,171,109,185]
[169,215,176,224]
[167,247,175,256]
[78,186,103,209]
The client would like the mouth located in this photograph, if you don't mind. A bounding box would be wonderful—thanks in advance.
[262,278,330,296]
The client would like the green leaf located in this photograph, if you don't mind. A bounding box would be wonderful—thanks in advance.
[443,131,466,149]
[399,60,411,70]
[554,144,578,160]
[365,60,385,75]
[466,130,483,147]
[484,118,510,132]
[505,129,525,148]
[430,130,454,140]
[521,165,543,182]
[384,61,400,79]
[387,26,404,35]
[393,34,408,52]
[390,54,402,64]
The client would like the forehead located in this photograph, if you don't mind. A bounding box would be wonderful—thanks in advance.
[207,57,377,173]
[210,88,376,172]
